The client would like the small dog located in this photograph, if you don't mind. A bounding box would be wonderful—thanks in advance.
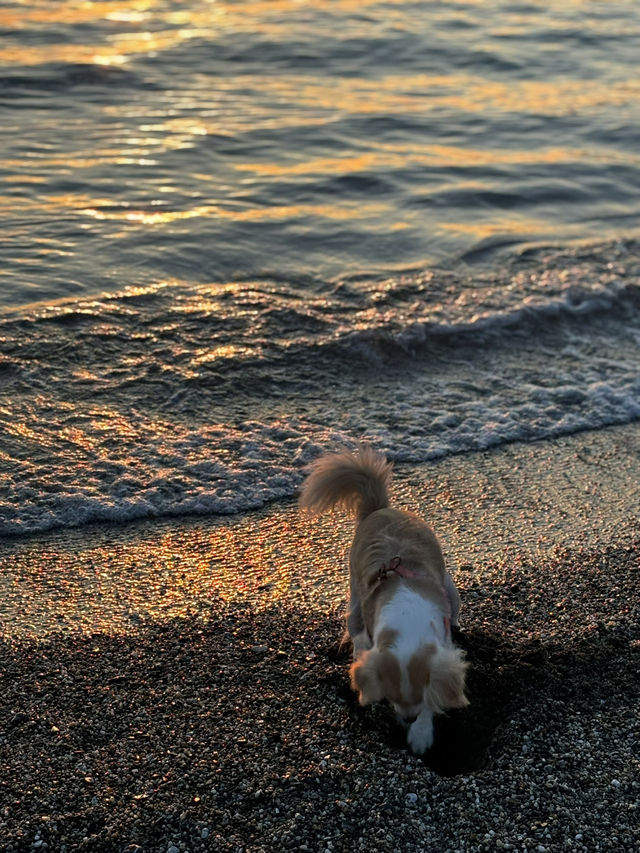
[300,445,468,754]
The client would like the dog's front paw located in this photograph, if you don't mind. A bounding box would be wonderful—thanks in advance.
[407,713,434,755]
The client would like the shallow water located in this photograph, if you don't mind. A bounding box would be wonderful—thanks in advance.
[1,1,640,536]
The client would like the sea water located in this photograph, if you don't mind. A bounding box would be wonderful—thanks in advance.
[1,0,639,535]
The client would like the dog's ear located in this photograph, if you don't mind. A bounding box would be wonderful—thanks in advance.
[408,643,436,704]
[351,650,401,705]
[428,646,469,711]
[350,652,384,706]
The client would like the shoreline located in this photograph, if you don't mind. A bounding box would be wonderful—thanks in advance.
[1,421,639,637]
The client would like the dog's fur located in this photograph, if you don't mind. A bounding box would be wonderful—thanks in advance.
[300,446,468,754]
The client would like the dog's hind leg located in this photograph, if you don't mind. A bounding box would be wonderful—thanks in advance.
[351,628,372,659]
[444,571,461,628]
[347,577,371,659]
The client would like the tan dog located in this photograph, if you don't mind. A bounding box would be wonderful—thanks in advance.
[300,446,468,754]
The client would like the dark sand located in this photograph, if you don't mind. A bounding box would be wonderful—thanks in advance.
[1,424,639,852]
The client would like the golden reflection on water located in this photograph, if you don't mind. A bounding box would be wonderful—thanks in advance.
[193,344,255,363]
[80,201,389,225]
[440,215,560,240]
[235,144,601,180]
[0,0,221,66]
[3,133,631,233]
[0,0,615,37]
[2,68,637,232]
[3,0,639,238]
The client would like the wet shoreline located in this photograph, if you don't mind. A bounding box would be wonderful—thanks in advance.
[2,422,639,637]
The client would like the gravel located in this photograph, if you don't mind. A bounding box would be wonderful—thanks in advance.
[1,528,638,852]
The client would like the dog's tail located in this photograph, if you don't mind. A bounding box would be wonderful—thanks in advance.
[299,445,391,523]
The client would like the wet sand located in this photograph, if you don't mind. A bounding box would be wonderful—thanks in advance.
[1,424,639,851]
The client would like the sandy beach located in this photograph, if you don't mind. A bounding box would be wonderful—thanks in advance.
[1,424,639,852]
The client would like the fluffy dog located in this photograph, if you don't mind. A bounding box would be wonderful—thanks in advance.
[300,446,468,754]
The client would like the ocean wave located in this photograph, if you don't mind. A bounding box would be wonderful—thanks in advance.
[336,278,640,356]
[3,244,639,366]
[0,63,152,98]
[1,242,639,537]
[1,368,639,537]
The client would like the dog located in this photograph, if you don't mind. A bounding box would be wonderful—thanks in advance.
[300,445,468,754]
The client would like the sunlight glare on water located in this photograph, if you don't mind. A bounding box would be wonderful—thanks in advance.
[2,0,639,305]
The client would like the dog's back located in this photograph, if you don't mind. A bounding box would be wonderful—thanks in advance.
[352,508,445,581]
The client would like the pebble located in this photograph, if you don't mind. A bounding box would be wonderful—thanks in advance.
[1,530,638,853]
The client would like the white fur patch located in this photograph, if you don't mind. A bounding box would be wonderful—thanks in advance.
[375,585,446,657]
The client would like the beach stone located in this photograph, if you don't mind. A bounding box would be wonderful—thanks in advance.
[0,524,638,852]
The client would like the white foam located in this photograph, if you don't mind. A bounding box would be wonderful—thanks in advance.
[1,250,639,536]
[1,368,639,536]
